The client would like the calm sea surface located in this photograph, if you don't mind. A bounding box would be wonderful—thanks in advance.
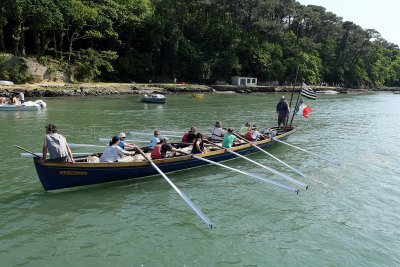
[0,92,399,266]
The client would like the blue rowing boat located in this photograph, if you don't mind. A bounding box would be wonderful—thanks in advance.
[33,127,295,191]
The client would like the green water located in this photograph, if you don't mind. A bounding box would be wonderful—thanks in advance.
[1,93,399,266]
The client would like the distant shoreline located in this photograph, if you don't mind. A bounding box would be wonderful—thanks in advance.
[0,82,399,97]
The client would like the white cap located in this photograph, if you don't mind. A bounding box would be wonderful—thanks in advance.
[119,132,126,138]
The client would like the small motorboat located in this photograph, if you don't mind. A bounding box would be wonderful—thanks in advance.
[141,94,166,103]
[0,100,47,111]
[315,90,338,94]
[192,93,204,99]
[0,80,14,86]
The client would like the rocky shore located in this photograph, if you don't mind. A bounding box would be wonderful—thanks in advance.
[0,82,397,98]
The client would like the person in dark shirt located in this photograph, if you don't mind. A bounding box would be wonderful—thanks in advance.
[276,96,290,127]
[182,126,197,143]
[159,137,181,157]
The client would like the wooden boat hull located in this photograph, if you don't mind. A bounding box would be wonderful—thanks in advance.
[33,127,295,191]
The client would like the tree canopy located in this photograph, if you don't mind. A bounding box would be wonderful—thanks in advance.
[0,0,399,87]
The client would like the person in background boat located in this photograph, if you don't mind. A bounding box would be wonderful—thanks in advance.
[148,130,161,151]
[182,126,197,143]
[239,122,251,136]
[0,96,6,104]
[151,137,182,159]
[118,132,136,150]
[209,121,225,141]
[276,95,290,128]
[18,92,25,104]
[9,94,21,105]
[42,124,75,163]
[246,125,265,141]
[191,133,208,154]
[222,128,239,148]
[99,136,135,162]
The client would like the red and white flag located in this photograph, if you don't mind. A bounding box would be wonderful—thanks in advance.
[295,99,312,118]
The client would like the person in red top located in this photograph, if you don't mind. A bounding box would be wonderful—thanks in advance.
[181,126,197,143]
[151,137,182,159]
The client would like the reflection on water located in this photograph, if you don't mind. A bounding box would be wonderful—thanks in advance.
[143,103,165,110]
[0,109,47,121]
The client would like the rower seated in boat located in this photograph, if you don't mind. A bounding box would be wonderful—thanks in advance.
[222,128,240,148]
[245,125,265,141]
[151,137,182,159]
[178,126,196,148]
[118,132,136,150]
[100,136,135,162]
[191,133,210,154]
[42,124,75,163]
[238,122,250,136]
[261,128,277,138]
[182,126,197,143]
[209,121,225,141]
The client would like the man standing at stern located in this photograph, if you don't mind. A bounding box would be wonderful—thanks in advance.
[276,96,290,128]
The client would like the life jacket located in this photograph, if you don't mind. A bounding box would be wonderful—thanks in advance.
[151,144,162,159]
[245,131,253,141]
[181,131,189,142]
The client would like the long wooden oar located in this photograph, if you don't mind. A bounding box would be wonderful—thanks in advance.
[208,141,307,189]
[135,147,212,228]
[192,155,299,194]
[98,138,148,143]
[273,138,340,166]
[69,143,106,148]
[20,152,97,158]
[130,131,181,138]
[13,145,42,158]
[232,132,307,178]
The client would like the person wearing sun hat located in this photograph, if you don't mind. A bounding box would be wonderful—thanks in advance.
[250,125,265,141]
[117,132,136,150]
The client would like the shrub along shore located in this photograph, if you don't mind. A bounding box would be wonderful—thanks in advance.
[0,82,397,98]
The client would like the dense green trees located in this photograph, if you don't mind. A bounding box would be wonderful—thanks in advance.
[0,0,399,87]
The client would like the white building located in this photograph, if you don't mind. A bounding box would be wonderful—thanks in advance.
[231,76,257,86]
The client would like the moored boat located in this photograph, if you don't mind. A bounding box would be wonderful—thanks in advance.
[141,94,166,103]
[315,90,338,94]
[0,80,14,85]
[192,93,204,98]
[32,126,295,191]
[0,100,46,111]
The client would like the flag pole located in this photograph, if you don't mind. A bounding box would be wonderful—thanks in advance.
[289,81,303,126]
[289,65,300,109]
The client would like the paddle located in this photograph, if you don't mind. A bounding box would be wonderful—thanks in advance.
[13,145,42,158]
[69,143,106,148]
[272,138,340,166]
[20,152,98,158]
[129,131,181,138]
[192,155,299,194]
[232,132,307,179]
[134,146,213,229]
[206,141,307,189]
[98,138,148,143]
